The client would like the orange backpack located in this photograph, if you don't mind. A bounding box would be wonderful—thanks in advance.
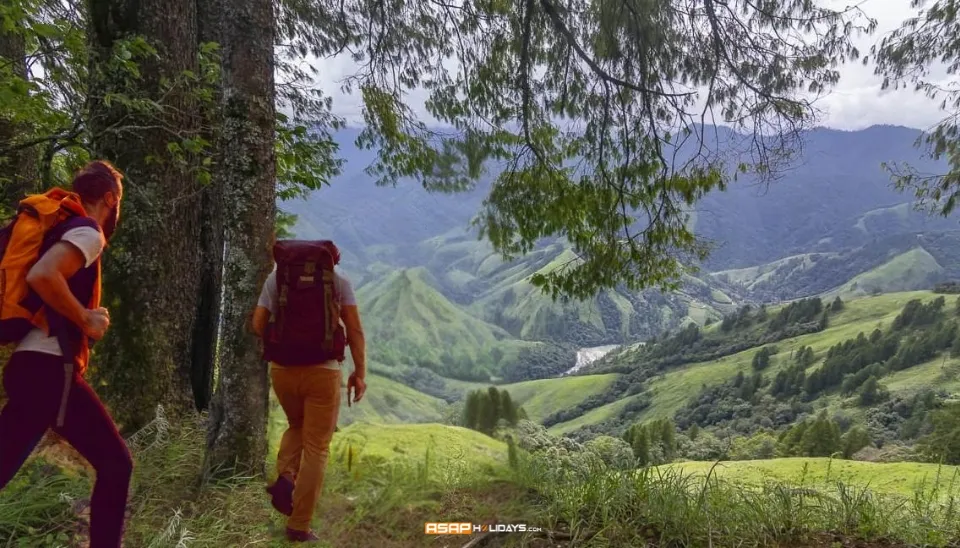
[0,188,92,345]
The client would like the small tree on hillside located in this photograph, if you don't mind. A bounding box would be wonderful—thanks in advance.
[799,412,842,457]
[832,296,845,312]
[463,391,481,429]
[919,403,960,465]
[501,391,519,426]
[841,427,871,459]
[463,387,523,435]
[752,347,771,371]
[859,376,889,407]
[630,427,651,466]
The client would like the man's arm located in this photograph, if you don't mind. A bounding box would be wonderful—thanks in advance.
[252,306,271,338]
[341,305,366,378]
[252,270,276,338]
[26,242,91,331]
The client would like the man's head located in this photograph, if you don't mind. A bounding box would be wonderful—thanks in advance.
[72,160,123,240]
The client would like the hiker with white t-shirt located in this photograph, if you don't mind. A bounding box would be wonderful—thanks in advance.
[0,161,131,548]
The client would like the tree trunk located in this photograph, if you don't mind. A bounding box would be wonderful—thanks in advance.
[86,0,205,432]
[203,0,276,476]
[190,0,225,413]
[0,23,38,212]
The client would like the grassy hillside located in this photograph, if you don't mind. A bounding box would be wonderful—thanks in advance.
[825,247,943,299]
[336,374,447,426]
[668,458,960,498]
[499,374,619,423]
[547,291,952,437]
[329,422,508,473]
[268,373,448,450]
[356,267,539,381]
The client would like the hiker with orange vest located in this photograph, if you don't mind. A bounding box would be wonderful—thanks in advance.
[253,239,367,543]
[0,161,130,547]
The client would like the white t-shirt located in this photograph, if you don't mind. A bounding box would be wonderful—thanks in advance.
[257,267,356,369]
[15,226,105,356]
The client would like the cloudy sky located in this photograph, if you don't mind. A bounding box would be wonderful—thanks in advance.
[819,0,948,131]
[303,0,949,132]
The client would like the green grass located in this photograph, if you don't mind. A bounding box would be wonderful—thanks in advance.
[548,291,945,433]
[826,247,943,299]
[11,414,960,547]
[500,374,619,423]
[666,457,960,499]
[330,422,508,474]
[357,267,538,381]
[336,374,447,426]
[547,394,646,436]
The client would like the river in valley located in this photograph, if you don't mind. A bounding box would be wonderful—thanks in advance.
[563,344,621,376]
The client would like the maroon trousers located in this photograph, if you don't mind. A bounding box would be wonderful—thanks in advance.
[0,351,132,547]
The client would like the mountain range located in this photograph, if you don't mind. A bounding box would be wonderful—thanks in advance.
[284,124,960,384]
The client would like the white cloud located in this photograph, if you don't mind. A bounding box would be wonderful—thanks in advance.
[293,0,951,132]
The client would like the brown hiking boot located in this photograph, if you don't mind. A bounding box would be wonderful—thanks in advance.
[286,528,320,543]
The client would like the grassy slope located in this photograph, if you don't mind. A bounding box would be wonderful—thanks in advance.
[548,291,947,434]
[499,373,619,423]
[712,252,832,291]
[356,267,538,380]
[268,373,448,450]
[330,422,508,472]
[668,458,960,498]
[824,247,943,299]
[336,374,447,426]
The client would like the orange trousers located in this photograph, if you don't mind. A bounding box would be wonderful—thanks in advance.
[271,364,341,532]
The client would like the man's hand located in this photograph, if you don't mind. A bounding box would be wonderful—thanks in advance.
[82,307,110,340]
[347,373,366,407]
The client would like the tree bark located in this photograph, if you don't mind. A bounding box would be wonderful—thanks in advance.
[0,22,38,212]
[203,0,276,476]
[86,0,205,431]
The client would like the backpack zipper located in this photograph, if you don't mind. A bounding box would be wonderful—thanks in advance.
[56,361,73,428]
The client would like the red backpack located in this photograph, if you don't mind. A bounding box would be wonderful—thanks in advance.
[262,240,346,366]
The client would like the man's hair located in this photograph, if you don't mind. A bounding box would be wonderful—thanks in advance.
[72,160,122,204]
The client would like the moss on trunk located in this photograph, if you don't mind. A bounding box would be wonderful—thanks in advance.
[202,0,275,476]
[86,0,206,432]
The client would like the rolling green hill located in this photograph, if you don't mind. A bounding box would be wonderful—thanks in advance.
[499,373,619,423]
[824,247,943,299]
[356,267,540,381]
[336,374,447,426]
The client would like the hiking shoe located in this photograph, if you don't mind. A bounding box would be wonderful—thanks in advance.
[285,528,320,542]
[266,475,294,516]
